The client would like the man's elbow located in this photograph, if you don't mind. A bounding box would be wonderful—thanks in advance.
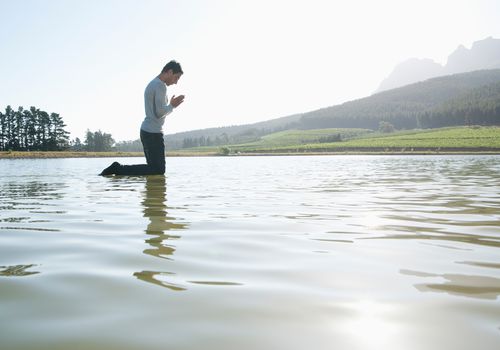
[156,107,173,118]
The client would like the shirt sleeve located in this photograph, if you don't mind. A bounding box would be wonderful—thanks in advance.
[154,82,174,119]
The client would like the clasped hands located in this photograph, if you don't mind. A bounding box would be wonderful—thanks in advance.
[170,95,185,108]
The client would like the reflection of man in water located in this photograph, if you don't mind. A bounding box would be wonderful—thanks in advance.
[100,60,185,176]
[134,175,187,291]
[142,175,185,258]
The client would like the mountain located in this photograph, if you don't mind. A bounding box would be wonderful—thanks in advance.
[376,58,443,93]
[376,37,500,93]
[160,69,500,150]
[300,69,500,130]
[446,38,500,74]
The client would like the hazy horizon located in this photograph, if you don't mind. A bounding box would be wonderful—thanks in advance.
[1,0,500,142]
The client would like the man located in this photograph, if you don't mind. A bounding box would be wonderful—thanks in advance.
[100,60,185,176]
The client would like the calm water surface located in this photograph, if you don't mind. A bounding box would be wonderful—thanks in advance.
[0,155,499,350]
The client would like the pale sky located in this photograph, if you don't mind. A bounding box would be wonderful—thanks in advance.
[1,0,499,141]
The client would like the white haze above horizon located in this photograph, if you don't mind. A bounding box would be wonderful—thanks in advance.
[1,0,499,141]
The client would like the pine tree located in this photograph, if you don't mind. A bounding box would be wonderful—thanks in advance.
[0,105,71,151]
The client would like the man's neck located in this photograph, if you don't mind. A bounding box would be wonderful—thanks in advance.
[158,73,168,84]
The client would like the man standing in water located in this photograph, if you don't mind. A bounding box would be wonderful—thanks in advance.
[100,60,185,176]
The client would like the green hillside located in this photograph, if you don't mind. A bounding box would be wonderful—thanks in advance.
[179,126,500,154]
[231,128,371,150]
[285,126,500,151]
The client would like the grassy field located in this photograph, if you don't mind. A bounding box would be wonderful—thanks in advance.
[234,128,371,149]
[270,126,500,152]
[184,128,371,153]
[181,126,500,155]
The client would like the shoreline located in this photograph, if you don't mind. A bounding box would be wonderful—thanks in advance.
[0,151,145,159]
[1,149,500,159]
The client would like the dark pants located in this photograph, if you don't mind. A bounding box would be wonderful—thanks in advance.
[115,130,166,175]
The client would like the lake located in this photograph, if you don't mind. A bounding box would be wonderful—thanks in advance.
[0,155,499,350]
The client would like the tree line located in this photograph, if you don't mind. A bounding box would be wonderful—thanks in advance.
[72,130,115,152]
[0,105,70,151]
[1,105,120,152]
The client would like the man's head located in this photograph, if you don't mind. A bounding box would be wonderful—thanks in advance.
[160,60,183,86]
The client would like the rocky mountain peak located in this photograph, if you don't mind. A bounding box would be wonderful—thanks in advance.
[376,37,500,93]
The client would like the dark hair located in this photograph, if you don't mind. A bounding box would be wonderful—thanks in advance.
[161,60,183,74]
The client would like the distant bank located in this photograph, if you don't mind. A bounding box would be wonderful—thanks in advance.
[1,150,499,159]
[1,127,499,158]
[172,126,500,156]
[0,150,215,158]
[0,151,143,159]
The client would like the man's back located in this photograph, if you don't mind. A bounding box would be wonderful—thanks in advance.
[141,76,172,133]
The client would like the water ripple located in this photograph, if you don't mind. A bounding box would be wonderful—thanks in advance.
[1,156,500,350]
[0,264,40,277]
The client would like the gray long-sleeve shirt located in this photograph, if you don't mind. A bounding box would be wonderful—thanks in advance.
[140,76,173,133]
